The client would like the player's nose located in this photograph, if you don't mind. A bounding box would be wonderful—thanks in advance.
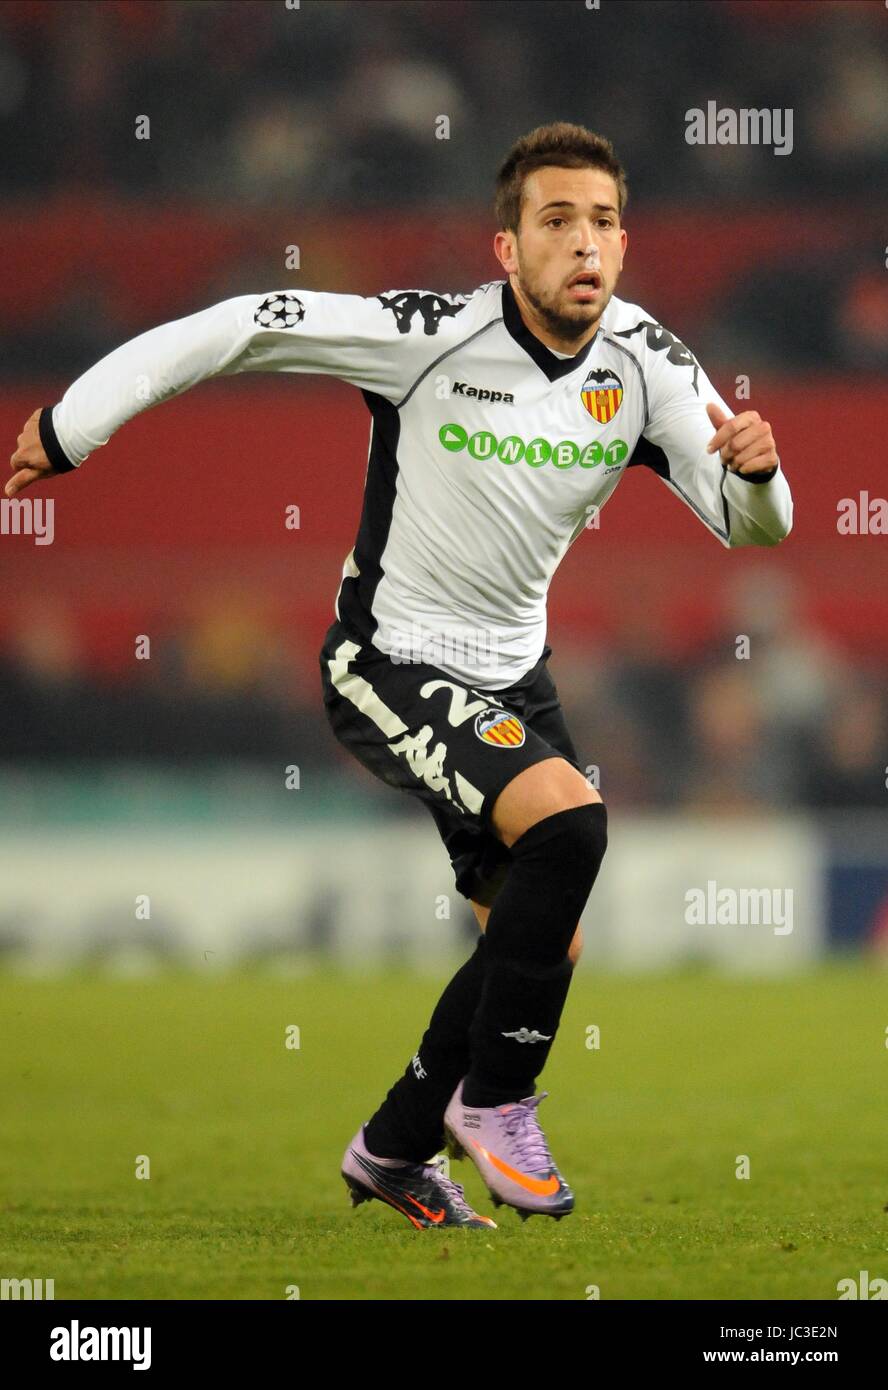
[574,232,601,261]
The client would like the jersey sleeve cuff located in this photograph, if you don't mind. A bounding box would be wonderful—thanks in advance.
[38,406,79,473]
[723,458,779,484]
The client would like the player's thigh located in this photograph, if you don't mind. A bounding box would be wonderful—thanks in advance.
[490,754,602,849]
[471,896,585,964]
[319,618,562,822]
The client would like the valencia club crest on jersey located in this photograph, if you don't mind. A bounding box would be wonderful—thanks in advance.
[580,369,623,424]
[475,708,526,748]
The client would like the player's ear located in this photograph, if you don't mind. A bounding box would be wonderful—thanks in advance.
[494,228,518,275]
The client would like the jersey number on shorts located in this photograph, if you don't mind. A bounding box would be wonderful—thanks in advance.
[419,679,505,727]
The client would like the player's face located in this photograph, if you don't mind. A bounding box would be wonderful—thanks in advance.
[497,166,627,344]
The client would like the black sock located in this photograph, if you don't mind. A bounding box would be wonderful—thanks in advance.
[462,804,606,1106]
[462,956,574,1106]
[363,935,488,1162]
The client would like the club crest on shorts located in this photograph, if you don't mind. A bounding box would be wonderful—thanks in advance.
[580,368,623,424]
[475,707,526,748]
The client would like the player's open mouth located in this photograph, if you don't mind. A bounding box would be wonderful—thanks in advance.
[566,272,602,300]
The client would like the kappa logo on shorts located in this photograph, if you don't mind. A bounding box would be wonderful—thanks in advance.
[475,708,526,748]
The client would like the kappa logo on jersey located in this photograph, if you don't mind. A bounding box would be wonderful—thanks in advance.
[580,369,623,424]
[253,293,306,329]
[475,708,526,748]
[614,319,701,394]
[377,290,466,336]
[452,381,514,405]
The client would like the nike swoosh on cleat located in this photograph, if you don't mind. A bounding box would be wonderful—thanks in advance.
[349,1151,427,1227]
[405,1195,446,1223]
[380,1196,424,1229]
[471,1142,560,1196]
[350,1176,424,1229]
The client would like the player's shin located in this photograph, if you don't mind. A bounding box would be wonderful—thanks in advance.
[463,953,574,1104]
[461,802,607,1106]
[362,934,488,1162]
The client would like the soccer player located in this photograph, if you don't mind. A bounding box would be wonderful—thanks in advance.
[8,122,792,1230]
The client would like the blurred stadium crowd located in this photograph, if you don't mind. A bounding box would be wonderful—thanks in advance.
[2,0,887,375]
[1,0,886,817]
[2,0,885,210]
[1,570,884,814]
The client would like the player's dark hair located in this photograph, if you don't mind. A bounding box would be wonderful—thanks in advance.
[495,122,628,232]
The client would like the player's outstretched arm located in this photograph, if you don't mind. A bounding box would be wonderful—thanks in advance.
[639,331,793,549]
[7,287,451,496]
[702,400,792,546]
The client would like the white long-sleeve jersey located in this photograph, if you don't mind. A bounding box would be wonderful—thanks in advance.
[43,278,793,688]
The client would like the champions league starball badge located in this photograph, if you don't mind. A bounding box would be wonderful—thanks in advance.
[253,294,306,329]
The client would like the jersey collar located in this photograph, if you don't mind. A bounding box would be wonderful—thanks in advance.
[501,278,601,381]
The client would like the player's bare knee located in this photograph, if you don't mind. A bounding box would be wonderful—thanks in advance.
[492,756,601,847]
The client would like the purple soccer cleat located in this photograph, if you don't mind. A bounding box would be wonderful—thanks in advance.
[341,1124,497,1230]
[443,1079,574,1221]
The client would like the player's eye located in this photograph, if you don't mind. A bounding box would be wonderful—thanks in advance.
[546,218,566,228]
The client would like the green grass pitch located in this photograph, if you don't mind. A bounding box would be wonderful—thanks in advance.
[1,963,884,1300]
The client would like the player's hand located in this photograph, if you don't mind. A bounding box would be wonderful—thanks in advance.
[705,403,778,477]
[7,409,59,498]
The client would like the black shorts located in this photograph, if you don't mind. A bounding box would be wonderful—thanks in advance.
[319,616,584,904]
